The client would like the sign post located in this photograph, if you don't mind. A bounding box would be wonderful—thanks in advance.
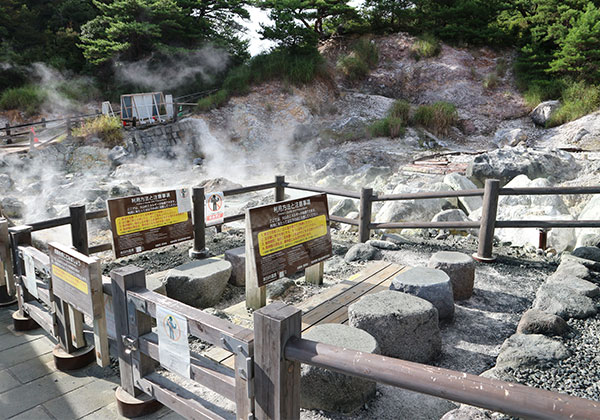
[107,189,193,259]
[245,194,332,309]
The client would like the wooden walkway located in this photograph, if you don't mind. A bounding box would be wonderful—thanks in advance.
[206,261,408,368]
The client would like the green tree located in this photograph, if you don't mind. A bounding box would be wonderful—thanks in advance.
[550,3,600,82]
[363,0,413,32]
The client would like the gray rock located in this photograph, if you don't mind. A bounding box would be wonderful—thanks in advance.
[1,197,24,218]
[546,274,600,297]
[330,198,358,218]
[267,278,295,299]
[572,246,600,262]
[108,145,129,166]
[344,243,380,263]
[441,406,492,420]
[516,309,569,336]
[300,324,378,413]
[495,334,569,370]
[577,233,600,248]
[554,259,592,281]
[532,282,597,319]
[109,180,141,198]
[443,173,482,215]
[428,251,475,300]
[431,209,469,223]
[467,147,579,184]
[197,177,242,193]
[494,128,527,147]
[562,253,600,273]
[0,173,13,192]
[366,239,399,250]
[68,146,110,172]
[381,233,411,245]
[165,258,232,308]
[224,246,245,287]
[348,290,441,362]
[293,124,317,143]
[531,100,561,126]
[390,267,455,319]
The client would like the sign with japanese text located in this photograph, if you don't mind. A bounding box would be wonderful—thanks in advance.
[247,194,332,287]
[107,189,193,258]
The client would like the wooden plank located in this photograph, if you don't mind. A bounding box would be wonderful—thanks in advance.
[302,306,348,335]
[139,333,237,402]
[138,374,228,420]
[127,289,253,352]
[0,219,15,295]
[330,264,405,306]
[234,345,254,419]
[23,301,55,336]
[245,209,265,310]
[305,262,324,285]
[89,258,109,367]
[254,302,301,420]
[301,301,344,330]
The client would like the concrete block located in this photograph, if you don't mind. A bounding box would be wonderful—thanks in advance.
[224,247,245,287]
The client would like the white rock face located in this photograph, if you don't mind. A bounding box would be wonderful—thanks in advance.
[470,175,575,251]
[443,172,482,215]
[376,184,451,224]
[576,195,600,245]
[530,100,561,126]
[494,128,527,147]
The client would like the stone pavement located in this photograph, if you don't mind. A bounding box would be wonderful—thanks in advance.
[0,306,182,420]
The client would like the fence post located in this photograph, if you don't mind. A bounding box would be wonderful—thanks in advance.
[359,187,373,243]
[173,103,178,122]
[29,131,35,152]
[0,219,15,304]
[67,204,88,349]
[41,118,46,128]
[111,266,161,417]
[4,122,10,137]
[254,302,301,420]
[190,186,208,259]
[66,117,72,140]
[275,175,285,202]
[8,226,38,330]
[474,179,500,262]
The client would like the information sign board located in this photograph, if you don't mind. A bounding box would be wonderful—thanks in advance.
[247,194,332,287]
[107,189,193,258]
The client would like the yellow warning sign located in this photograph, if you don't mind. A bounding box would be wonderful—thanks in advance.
[115,207,189,236]
[52,264,89,295]
[258,215,327,256]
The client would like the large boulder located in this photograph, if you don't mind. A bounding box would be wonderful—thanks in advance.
[375,184,451,225]
[300,324,378,413]
[516,309,569,336]
[443,173,482,215]
[530,100,561,126]
[390,267,455,319]
[493,128,527,147]
[344,243,380,262]
[165,258,232,308]
[1,197,24,218]
[532,282,597,319]
[348,291,441,362]
[572,246,600,262]
[0,173,13,193]
[108,180,142,198]
[495,334,569,370]
[330,198,358,218]
[68,146,110,172]
[467,147,579,185]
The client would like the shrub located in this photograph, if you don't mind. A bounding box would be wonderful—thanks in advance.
[522,79,565,109]
[368,99,410,138]
[353,38,379,68]
[389,100,410,124]
[0,85,47,116]
[483,73,499,90]
[368,118,390,137]
[71,115,123,147]
[548,81,600,127]
[410,34,441,60]
[412,102,458,135]
[337,37,379,81]
[495,58,508,77]
[196,89,230,111]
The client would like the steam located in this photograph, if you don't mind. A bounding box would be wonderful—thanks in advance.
[113,47,230,91]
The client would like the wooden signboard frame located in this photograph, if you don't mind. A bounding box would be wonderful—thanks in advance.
[107,189,193,259]
[245,194,332,309]
[49,242,109,367]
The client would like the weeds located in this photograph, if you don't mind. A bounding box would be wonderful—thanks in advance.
[368,99,410,138]
[548,81,600,127]
[412,102,458,135]
[410,34,441,60]
[337,37,379,81]
[483,73,499,90]
[72,115,123,147]
[0,85,47,116]
[196,89,230,111]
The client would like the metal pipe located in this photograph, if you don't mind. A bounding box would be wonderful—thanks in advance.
[69,204,89,255]
[285,337,600,420]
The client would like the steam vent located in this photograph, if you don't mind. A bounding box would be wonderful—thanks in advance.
[1,4,600,419]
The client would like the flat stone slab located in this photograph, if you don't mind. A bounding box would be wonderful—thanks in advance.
[348,290,441,362]
[495,334,569,370]
[301,324,378,413]
[224,246,245,287]
[428,251,475,300]
[390,267,455,319]
[165,258,232,308]
[532,282,597,319]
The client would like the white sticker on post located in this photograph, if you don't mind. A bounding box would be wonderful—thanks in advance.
[22,250,39,299]
[205,191,225,224]
[176,188,192,214]
[104,294,116,340]
[156,305,190,378]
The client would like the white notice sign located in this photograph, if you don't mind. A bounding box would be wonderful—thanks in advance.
[22,250,39,299]
[205,192,224,224]
[156,305,190,378]
[176,188,192,214]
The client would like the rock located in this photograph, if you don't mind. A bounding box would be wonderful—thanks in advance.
[145,271,168,295]
[267,278,296,299]
[366,239,399,250]
[554,259,593,282]
[562,253,600,273]
[576,195,600,245]
[108,145,129,166]
[546,274,600,297]
[330,198,358,217]
[516,309,569,336]
[342,165,392,190]
[196,177,242,193]
[443,173,482,215]
[530,100,561,126]
[494,128,527,147]
[0,173,13,192]
[193,157,204,166]
[431,209,469,223]
[344,243,380,263]
[572,246,600,262]
[441,407,492,420]
[390,267,455,319]
[108,180,141,198]
[532,282,597,319]
[348,291,441,362]
[376,184,449,224]
[293,123,317,143]
[340,211,359,233]
[165,258,232,308]
[381,233,411,245]
[1,197,24,218]
[576,233,600,248]
[224,246,245,287]
[68,146,110,172]
[467,147,579,185]
[300,324,378,413]
[427,252,475,300]
[495,334,569,370]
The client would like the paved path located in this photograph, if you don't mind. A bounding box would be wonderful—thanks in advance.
[0,306,181,420]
